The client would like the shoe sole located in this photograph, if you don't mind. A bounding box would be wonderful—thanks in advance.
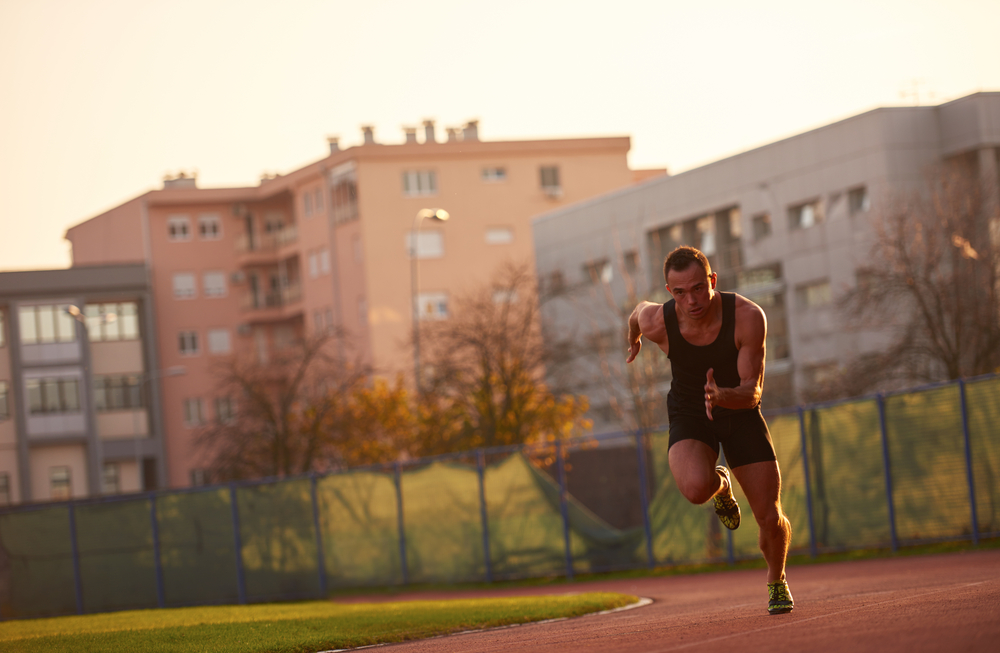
[714,466,740,530]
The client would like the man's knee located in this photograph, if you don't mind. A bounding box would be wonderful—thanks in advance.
[754,505,788,533]
[676,470,721,505]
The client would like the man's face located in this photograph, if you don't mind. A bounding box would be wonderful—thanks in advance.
[666,264,716,320]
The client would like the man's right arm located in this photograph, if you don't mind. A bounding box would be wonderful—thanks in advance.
[626,301,667,363]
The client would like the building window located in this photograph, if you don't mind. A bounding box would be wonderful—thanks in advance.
[50,466,71,500]
[102,462,120,494]
[402,170,437,197]
[319,248,330,274]
[797,280,832,308]
[215,396,235,423]
[27,377,81,414]
[540,166,561,195]
[0,473,9,506]
[179,330,199,356]
[313,310,324,332]
[415,292,448,320]
[789,200,823,230]
[482,167,507,182]
[85,303,139,342]
[0,381,8,420]
[752,213,772,240]
[206,328,230,355]
[358,299,367,326]
[173,273,196,299]
[203,272,227,297]
[492,289,518,305]
[199,214,222,240]
[406,231,444,259]
[352,234,363,263]
[583,259,612,284]
[695,215,717,256]
[325,308,334,331]
[314,188,323,213]
[848,187,870,214]
[303,192,314,218]
[485,227,514,245]
[308,251,319,278]
[167,215,191,241]
[623,250,639,274]
[183,398,205,427]
[0,309,5,347]
[190,468,209,487]
[93,375,143,411]
[547,270,566,295]
[18,305,77,345]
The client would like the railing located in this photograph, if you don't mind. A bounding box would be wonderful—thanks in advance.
[241,283,302,311]
[0,373,997,618]
[235,225,298,254]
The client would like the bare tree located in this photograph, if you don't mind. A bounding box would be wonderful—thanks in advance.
[813,157,1000,399]
[197,331,370,480]
[415,262,591,455]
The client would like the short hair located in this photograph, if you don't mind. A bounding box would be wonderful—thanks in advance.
[663,246,712,283]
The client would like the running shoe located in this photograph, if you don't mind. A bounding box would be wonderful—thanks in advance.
[713,465,740,530]
[767,579,794,615]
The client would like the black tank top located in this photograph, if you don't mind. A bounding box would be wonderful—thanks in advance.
[664,292,752,417]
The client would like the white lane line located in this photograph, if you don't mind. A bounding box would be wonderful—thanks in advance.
[650,580,993,652]
[317,597,654,653]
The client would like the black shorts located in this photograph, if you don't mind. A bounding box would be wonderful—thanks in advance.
[667,407,777,468]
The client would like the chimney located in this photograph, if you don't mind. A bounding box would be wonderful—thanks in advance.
[362,125,376,145]
[423,119,436,144]
[326,136,340,154]
[404,127,418,144]
[463,120,479,141]
[163,171,197,190]
[446,127,460,142]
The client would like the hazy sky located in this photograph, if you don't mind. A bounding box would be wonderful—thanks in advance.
[2,0,998,271]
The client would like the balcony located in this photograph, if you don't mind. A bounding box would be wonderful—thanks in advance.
[235,225,299,266]
[241,282,303,322]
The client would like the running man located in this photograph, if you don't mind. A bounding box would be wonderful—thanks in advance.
[626,246,794,615]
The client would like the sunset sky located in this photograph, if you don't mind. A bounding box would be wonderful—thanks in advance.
[2,0,998,271]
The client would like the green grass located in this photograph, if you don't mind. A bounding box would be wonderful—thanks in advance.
[0,592,637,653]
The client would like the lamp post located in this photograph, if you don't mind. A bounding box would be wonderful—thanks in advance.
[410,208,449,393]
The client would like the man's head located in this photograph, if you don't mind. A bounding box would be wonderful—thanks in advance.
[663,246,717,320]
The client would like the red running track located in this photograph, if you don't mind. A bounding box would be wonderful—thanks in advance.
[335,549,1000,652]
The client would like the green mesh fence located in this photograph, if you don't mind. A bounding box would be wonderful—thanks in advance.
[885,386,974,542]
[156,488,239,607]
[317,469,402,588]
[76,499,158,613]
[1,376,998,619]
[966,377,1000,536]
[401,459,485,583]
[236,479,320,601]
[0,506,76,618]
[803,400,891,549]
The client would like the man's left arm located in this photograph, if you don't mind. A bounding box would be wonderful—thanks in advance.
[704,303,766,417]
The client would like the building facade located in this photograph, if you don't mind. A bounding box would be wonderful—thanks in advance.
[65,121,658,488]
[0,265,166,505]
[532,93,1000,434]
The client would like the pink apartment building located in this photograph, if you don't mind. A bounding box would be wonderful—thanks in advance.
[66,121,660,489]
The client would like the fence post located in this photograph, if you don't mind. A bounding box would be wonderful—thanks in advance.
[876,394,899,552]
[958,379,980,545]
[797,407,819,557]
[309,474,329,597]
[229,484,248,604]
[68,504,84,615]
[634,430,655,569]
[149,494,165,608]
[394,462,409,585]
[476,450,494,582]
[555,440,574,580]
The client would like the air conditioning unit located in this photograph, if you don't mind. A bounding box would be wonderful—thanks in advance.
[230,271,246,284]
[236,323,252,336]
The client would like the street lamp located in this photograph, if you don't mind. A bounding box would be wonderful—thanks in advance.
[410,208,449,392]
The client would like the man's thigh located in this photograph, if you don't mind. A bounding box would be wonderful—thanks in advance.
[732,460,783,522]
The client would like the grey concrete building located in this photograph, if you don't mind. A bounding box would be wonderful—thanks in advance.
[533,92,1000,434]
[0,264,168,504]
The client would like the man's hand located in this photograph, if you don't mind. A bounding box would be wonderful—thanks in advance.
[626,337,641,363]
[704,368,719,421]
